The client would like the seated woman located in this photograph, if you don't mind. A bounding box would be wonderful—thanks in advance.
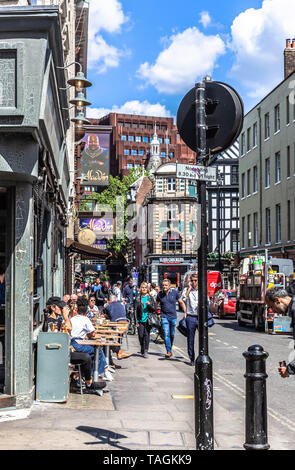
[42,296,106,391]
[70,296,113,382]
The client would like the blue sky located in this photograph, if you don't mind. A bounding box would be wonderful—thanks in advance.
[85,0,295,120]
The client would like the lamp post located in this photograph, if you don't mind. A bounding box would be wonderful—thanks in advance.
[194,78,214,451]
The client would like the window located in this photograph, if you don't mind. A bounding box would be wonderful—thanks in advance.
[247,214,251,247]
[276,204,281,243]
[253,212,258,246]
[157,177,163,192]
[287,145,291,177]
[274,104,280,132]
[161,151,166,158]
[121,135,127,141]
[127,163,133,169]
[128,135,134,142]
[165,138,170,144]
[167,204,178,221]
[287,95,290,124]
[170,152,174,159]
[124,149,130,156]
[253,166,258,193]
[266,208,271,244]
[158,138,163,144]
[231,165,239,185]
[231,198,239,218]
[265,158,270,187]
[143,136,149,143]
[253,122,258,147]
[125,122,131,128]
[139,122,145,129]
[275,152,281,183]
[247,128,251,151]
[167,178,176,192]
[138,149,144,156]
[247,169,251,195]
[264,113,270,139]
[162,231,182,253]
[232,230,239,252]
[242,217,245,248]
[241,132,246,155]
[132,122,138,129]
[131,149,137,156]
[241,173,245,198]
[136,136,142,143]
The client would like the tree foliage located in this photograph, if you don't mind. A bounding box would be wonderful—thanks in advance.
[80,168,148,257]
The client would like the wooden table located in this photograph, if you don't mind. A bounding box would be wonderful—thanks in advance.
[76,337,121,382]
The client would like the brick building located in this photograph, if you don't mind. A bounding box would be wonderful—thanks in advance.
[89,113,196,177]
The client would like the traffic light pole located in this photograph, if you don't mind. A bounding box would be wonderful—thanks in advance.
[194,79,214,450]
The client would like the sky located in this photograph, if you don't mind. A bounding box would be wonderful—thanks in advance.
[85,0,295,121]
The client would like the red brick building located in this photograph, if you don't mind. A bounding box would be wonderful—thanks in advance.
[89,113,196,177]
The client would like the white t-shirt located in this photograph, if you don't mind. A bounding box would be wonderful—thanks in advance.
[70,314,95,339]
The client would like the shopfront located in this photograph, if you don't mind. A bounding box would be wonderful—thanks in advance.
[148,256,196,288]
[0,7,71,409]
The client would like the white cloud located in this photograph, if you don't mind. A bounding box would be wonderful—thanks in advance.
[87,0,129,72]
[199,11,212,28]
[137,27,226,94]
[229,0,295,98]
[86,100,172,119]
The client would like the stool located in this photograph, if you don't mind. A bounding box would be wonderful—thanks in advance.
[70,363,84,395]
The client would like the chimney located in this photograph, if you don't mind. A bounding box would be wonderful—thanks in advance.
[284,38,295,78]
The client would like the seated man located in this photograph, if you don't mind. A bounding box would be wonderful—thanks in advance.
[70,296,113,382]
[105,295,132,360]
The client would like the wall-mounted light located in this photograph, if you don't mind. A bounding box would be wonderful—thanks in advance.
[69,91,91,107]
[71,111,90,125]
[57,61,92,90]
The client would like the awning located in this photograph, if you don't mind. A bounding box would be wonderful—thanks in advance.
[66,239,111,258]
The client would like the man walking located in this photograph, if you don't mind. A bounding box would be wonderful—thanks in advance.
[156,279,186,358]
[181,274,200,365]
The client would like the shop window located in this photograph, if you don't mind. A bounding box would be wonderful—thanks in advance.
[162,231,182,253]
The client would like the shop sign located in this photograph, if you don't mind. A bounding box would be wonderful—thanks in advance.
[159,257,185,264]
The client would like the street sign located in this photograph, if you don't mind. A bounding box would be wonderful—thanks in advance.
[176,164,217,182]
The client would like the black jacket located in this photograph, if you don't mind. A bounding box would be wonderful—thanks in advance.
[96,287,111,305]
[134,294,156,323]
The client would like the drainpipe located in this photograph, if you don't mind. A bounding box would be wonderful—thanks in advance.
[257,107,263,246]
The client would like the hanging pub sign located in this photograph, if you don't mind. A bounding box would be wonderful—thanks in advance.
[79,218,114,250]
[80,131,110,186]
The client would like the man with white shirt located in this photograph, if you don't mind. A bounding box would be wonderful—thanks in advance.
[181,274,212,366]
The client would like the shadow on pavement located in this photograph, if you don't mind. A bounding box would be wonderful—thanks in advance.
[76,426,129,450]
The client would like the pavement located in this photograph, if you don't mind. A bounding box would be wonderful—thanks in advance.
[0,332,245,451]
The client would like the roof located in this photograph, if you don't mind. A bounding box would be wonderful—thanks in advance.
[154,162,176,175]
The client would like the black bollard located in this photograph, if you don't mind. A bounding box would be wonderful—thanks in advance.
[243,344,270,450]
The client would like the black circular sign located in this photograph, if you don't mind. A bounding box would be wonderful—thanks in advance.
[177,80,244,155]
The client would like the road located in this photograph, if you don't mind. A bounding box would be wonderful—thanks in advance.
[172,313,295,450]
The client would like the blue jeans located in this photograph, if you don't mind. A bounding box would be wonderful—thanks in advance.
[71,338,107,375]
[161,317,177,353]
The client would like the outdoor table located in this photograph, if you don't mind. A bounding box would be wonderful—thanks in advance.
[76,337,121,382]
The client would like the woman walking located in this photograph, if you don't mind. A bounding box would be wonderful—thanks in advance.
[135,282,156,358]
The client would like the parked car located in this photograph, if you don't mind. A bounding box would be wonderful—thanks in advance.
[210,289,237,319]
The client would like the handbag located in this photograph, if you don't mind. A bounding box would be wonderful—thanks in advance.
[177,317,188,337]
[147,311,161,329]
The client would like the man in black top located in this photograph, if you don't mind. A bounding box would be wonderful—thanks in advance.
[265,286,295,341]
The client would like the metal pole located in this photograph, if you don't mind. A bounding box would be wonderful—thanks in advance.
[243,345,270,450]
[194,79,214,450]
